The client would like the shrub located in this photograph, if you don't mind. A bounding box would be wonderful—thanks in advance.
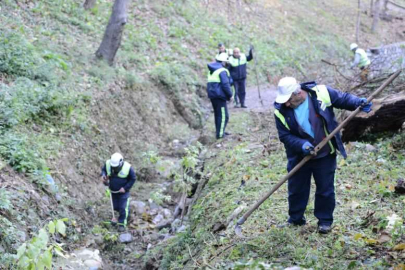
[0,78,76,127]
[14,219,68,270]
[0,131,46,173]
[0,31,60,82]
[0,188,11,211]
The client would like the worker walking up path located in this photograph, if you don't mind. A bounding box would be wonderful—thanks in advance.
[206,53,233,139]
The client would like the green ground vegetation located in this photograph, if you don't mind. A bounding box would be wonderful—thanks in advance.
[157,108,405,269]
[1,0,404,268]
[0,0,394,181]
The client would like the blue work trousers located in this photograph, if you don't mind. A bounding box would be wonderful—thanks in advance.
[211,98,229,139]
[112,192,130,226]
[287,154,336,226]
[234,79,246,106]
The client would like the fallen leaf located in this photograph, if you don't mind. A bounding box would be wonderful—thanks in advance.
[345,184,352,190]
[365,238,378,245]
[378,231,391,243]
[339,159,346,167]
[351,201,360,211]
[388,252,398,259]
[393,243,405,251]
[243,175,251,181]
[393,264,405,270]
[142,212,152,222]
[354,233,363,240]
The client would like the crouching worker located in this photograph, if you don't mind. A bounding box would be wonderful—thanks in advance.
[101,153,136,232]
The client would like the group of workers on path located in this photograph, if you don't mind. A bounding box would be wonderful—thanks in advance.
[207,43,253,139]
[206,42,372,234]
[207,42,371,140]
[98,42,372,235]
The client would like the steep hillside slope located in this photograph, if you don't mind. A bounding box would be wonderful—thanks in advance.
[154,95,405,269]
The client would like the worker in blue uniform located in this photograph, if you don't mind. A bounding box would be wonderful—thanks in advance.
[274,77,372,234]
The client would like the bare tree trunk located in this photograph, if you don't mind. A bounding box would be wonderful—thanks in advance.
[356,0,361,43]
[95,0,129,65]
[382,0,389,16]
[83,0,96,10]
[371,0,381,33]
[227,0,232,22]
[370,0,374,16]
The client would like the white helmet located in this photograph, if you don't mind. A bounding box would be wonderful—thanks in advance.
[216,53,229,62]
[275,77,300,104]
[110,153,124,167]
[350,43,358,51]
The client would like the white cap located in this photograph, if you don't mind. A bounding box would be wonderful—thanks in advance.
[275,77,300,104]
[110,153,123,167]
[216,53,229,62]
[350,43,358,51]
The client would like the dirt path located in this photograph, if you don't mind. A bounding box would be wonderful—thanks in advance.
[229,84,277,113]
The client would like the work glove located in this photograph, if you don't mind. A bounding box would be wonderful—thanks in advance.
[359,98,372,113]
[302,141,314,156]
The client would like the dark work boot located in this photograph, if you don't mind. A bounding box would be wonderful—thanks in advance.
[318,224,332,234]
[118,225,125,232]
[241,104,247,108]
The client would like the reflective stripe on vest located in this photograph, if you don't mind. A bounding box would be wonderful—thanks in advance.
[311,85,331,111]
[106,160,131,178]
[322,122,335,154]
[229,54,247,67]
[207,68,230,83]
[274,109,290,130]
[356,48,371,68]
[309,87,335,154]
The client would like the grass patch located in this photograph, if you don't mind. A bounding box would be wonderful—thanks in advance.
[160,108,405,269]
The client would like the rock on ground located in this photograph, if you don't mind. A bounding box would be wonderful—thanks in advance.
[131,200,146,215]
[55,248,103,270]
[119,233,134,243]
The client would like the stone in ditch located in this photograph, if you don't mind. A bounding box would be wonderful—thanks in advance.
[176,225,187,233]
[162,208,172,219]
[156,220,172,230]
[149,199,160,210]
[365,144,377,152]
[84,259,102,269]
[153,214,164,225]
[55,193,62,202]
[131,201,146,215]
[119,233,133,243]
